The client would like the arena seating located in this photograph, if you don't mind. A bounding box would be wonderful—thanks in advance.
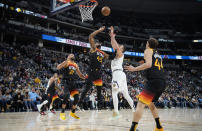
[0,42,201,112]
[0,0,201,113]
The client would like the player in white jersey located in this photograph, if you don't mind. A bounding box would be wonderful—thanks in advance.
[109,26,135,119]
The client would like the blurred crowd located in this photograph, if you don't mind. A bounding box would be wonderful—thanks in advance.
[0,42,201,112]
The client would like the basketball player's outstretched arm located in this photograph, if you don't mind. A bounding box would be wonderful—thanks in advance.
[124,49,153,72]
[89,26,105,50]
[109,26,122,57]
[57,54,73,70]
[76,66,86,80]
[57,60,67,70]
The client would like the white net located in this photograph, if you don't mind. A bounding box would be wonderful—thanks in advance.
[79,0,98,22]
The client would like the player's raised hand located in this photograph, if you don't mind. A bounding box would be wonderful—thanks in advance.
[98,26,105,32]
[109,26,116,38]
[124,65,136,72]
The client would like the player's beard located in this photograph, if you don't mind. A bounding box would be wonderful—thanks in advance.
[70,58,75,61]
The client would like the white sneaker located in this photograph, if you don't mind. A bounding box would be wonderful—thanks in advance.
[110,111,121,120]
[96,110,102,113]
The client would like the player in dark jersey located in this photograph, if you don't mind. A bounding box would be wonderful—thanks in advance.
[125,38,166,131]
[37,73,61,115]
[78,26,109,110]
[57,54,85,120]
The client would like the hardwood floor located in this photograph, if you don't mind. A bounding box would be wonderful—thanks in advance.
[0,108,201,131]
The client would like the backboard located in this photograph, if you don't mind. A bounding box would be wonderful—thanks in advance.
[50,0,90,15]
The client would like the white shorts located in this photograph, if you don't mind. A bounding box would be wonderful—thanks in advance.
[111,71,127,92]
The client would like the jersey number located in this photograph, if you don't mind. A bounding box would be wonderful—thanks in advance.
[69,70,74,75]
[97,56,103,63]
[154,59,163,70]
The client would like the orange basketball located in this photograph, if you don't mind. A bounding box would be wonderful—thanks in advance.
[101,6,111,16]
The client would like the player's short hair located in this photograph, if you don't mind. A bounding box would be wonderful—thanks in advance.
[148,38,159,49]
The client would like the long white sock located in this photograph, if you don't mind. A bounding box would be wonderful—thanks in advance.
[49,103,53,110]
[112,89,119,113]
[41,100,48,106]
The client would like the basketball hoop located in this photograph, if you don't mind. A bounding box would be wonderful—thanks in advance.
[79,0,98,22]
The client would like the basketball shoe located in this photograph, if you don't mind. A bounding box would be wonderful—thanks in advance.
[50,109,56,114]
[154,127,164,131]
[110,111,121,120]
[70,111,80,119]
[60,113,66,120]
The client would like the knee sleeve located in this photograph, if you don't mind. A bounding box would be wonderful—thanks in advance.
[73,94,79,105]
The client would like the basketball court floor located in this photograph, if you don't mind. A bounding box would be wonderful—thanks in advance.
[0,108,201,131]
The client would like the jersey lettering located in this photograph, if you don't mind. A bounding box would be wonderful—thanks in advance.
[97,51,104,63]
[68,66,76,75]
[154,59,163,70]
[145,50,165,80]
[89,49,104,71]
[97,56,103,63]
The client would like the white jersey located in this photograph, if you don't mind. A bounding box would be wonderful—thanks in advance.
[111,55,124,72]
[111,54,135,113]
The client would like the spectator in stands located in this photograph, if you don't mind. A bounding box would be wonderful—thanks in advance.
[12,90,24,112]
[29,88,41,110]
[199,98,202,108]
[0,90,4,112]
[0,42,201,113]
[119,94,124,109]
[2,91,13,112]
[23,91,31,111]
[104,92,110,109]
[89,92,96,109]
[163,94,171,108]
[181,96,187,108]
[187,98,195,108]
[191,96,198,108]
